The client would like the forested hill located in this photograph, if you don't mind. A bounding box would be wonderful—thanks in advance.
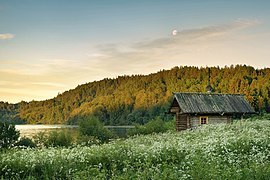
[1,65,270,125]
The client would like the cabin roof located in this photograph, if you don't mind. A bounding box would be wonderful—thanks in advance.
[172,92,256,114]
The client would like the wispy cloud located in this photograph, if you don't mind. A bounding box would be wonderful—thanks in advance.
[134,19,261,49]
[0,33,15,40]
[85,19,261,74]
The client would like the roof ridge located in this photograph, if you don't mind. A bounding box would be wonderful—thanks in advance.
[173,92,243,96]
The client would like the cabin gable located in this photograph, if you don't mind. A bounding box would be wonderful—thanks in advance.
[170,98,180,113]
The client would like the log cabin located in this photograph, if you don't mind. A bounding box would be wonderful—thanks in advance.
[169,92,256,131]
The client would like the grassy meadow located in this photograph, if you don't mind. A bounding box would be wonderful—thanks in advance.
[1,119,270,179]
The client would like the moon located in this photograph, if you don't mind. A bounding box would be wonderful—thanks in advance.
[172,29,178,36]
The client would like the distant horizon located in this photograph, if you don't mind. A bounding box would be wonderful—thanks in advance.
[0,64,268,104]
[1,1,270,103]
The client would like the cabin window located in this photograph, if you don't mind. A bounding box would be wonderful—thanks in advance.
[200,116,208,124]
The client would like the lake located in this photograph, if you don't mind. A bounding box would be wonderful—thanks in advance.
[15,125,78,138]
[15,125,134,138]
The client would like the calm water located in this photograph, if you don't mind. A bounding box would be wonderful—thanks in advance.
[15,124,78,130]
[15,125,134,138]
[15,125,78,138]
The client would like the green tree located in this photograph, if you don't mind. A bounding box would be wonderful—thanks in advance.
[251,88,260,112]
[0,122,20,148]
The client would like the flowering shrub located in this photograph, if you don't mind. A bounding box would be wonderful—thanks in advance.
[1,120,270,179]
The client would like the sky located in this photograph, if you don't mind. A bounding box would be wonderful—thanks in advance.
[1,0,270,103]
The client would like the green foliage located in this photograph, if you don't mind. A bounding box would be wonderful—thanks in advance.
[244,112,270,121]
[33,132,47,147]
[1,65,270,124]
[78,116,114,144]
[15,137,36,148]
[164,118,176,131]
[0,122,20,149]
[1,120,270,179]
[32,130,73,147]
[0,102,25,124]
[128,117,173,136]
[44,130,73,147]
[76,135,100,146]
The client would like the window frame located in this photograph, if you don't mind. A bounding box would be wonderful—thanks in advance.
[199,116,208,125]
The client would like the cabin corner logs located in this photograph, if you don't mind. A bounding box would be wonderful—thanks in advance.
[170,92,256,131]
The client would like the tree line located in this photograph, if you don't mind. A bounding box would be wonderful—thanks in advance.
[1,65,270,125]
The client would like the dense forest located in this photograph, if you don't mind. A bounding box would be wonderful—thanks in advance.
[1,65,270,125]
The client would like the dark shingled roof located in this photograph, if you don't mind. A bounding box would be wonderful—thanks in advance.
[172,92,256,114]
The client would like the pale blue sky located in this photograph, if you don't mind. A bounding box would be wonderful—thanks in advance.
[1,0,270,102]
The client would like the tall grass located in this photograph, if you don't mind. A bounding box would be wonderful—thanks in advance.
[1,120,270,179]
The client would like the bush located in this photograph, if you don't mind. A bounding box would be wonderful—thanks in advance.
[76,135,100,146]
[33,132,47,147]
[16,137,36,148]
[0,122,20,148]
[78,116,114,144]
[33,130,73,148]
[128,117,173,136]
[45,130,73,147]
